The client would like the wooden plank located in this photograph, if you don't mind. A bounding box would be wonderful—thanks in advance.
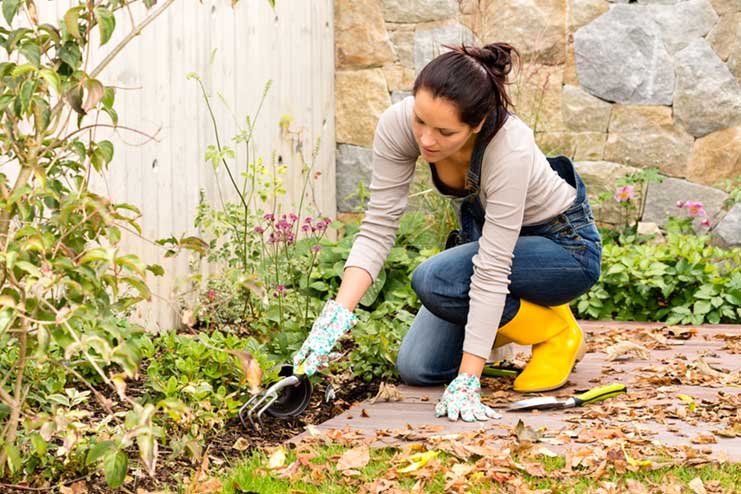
[294,323,741,461]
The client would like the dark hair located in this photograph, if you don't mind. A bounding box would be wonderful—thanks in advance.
[412,42,520,143]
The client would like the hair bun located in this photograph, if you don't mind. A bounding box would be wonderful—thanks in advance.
[466,43,517,78]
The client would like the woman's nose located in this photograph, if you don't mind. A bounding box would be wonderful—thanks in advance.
[420,130,435,147]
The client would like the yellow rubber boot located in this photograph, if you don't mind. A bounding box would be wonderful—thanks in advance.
[496,300,584,392]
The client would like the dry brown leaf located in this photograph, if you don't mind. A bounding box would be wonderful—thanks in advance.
[267,447,286,469]
[181,309,196,328]
[232,437,250,451]
[514,420,542,443]
[370,382,403,403]
[191,478,223,494]
[60,480,87,494]
[605,341,650,361]
[691,432,717,444]
[222,349,262,394]
[336,444,370,471]
[361,408,369,418]
[688,477,707,494]
[625,478,649,494]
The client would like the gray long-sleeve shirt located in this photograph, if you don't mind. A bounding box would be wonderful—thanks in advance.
[344,96,577,359]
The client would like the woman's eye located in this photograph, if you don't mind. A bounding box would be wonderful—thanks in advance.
[440,131,453,137]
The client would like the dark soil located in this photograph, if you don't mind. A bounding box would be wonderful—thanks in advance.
[2,330,387,493]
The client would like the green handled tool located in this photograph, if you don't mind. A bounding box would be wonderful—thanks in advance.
[507,383,627,411]
[482,361,523,378]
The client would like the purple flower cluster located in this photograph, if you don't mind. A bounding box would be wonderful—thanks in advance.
[253,213,334,245]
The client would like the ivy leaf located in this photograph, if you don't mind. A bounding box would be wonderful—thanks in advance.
[2,0,21,26]
[93,7,115,45]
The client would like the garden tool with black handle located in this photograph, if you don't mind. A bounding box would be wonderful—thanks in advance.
[507,383,627,411]
[239,362,313,428]
[238,349,347,428]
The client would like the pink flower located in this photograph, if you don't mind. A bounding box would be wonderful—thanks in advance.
[288,213,298,222]
[685,201,705,217]
[700,218,711,228]
[206,290,216,300]
[301,224,311,233]
[253,226,265,234]
[614,185,634,202]
[311,244,321,253]
[304,217,313,224]
[276,284,285,292]
[263,213,275,222]
[676,200,685,208]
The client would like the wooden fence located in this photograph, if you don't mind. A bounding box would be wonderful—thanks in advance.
[32,0,336,329]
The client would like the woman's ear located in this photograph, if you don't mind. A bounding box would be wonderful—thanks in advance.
[473,117,486,134]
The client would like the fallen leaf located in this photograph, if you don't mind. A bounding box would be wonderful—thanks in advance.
[605,341,650,361]
[514,419,542,443]
[60,480,87,494]
[192,478,223,493]
[232,437,250,451]
[267,447,286,469]
[688,477,707,494]
[667,326,696,339]
[371,382,403,403]
[361,408,369,418]
[397,450,438,473]
[337,444,370,471]
[691,432,717,444]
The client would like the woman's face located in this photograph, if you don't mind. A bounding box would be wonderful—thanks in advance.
[412,88,483,162]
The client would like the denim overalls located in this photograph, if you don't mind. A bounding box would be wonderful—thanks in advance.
[395,126,602,386]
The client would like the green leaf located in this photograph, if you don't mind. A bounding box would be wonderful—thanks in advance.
[64,6,83,40]
[147,264,164,276]
[19,78,34,113]
[93,7,115,45]
[0,307,16,336]
[98,140,114,162]
[0,93,13,112]
[79,247,113,265]
[57,41,81,69]
[693,300,711,315]
[102,86,115,107]
[30,433,47,457]
[39,68,61,94]
[87,440,116,465]
[4,444,21,474]
[102,450,128,488]
[2,0,21,26]
[19,40,40,66]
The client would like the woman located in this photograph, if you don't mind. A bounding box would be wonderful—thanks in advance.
[292,43,602,423]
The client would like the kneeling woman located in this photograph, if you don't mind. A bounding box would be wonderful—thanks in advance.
[292,42,602,423]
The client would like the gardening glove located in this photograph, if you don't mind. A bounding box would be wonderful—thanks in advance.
[435,372,501,422]
[292,300,358,376]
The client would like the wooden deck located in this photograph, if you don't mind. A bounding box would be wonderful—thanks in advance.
[292,322,741,461]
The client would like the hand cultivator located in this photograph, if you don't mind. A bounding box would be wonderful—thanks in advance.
[239,363,313,428]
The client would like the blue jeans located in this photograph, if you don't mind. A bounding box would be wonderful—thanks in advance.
[395,157,602,386]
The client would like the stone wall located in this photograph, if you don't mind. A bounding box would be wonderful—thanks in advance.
[335,0,741,247]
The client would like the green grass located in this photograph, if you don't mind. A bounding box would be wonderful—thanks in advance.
[222,444,741,494]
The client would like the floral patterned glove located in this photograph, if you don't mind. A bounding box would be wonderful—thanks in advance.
[435,372,502,422]
[292,300,358,376]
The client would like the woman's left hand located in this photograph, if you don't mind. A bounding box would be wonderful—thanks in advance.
[435,372,502,422]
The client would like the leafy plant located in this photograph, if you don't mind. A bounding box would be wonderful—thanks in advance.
[575,233,741,324]
[0,0,185,483]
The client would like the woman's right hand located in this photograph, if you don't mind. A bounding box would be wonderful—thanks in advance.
[292,300,358,376]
